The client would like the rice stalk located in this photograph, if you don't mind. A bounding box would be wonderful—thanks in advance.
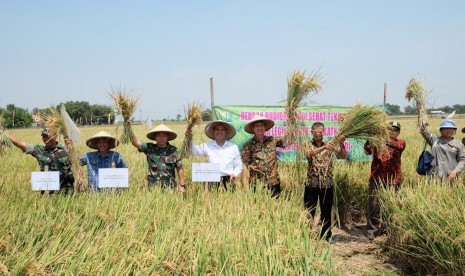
[0,114,13,155]
[108,86,140,144]
[284,70,323,147]
[44,107,86,192]
[405,78,429,129]
[180,101,203,159]
[332,103,390,153]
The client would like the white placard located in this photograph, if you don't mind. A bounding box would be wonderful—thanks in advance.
[192,163,221,182]
[31,171,60,191]
[98,168,129,188]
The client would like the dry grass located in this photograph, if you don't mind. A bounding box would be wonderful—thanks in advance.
[108,85,140,144]
[180,101,203,159]
[405,78,429,129]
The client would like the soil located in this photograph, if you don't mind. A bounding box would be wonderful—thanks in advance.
[330,223,402,275]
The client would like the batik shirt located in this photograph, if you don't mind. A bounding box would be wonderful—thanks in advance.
[241,136,285,186]
[25,143,74,189]
[139,142,182,187]
[80,151,128,190]
[305,140,341,189]
[365,137,406,185]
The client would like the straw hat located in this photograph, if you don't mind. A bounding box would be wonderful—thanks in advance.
[244,115,274,134]
[86,131,118,149]
[146,124,177,141]
[204,120,236,140]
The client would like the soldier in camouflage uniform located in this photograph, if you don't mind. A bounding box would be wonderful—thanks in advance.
[5,128,74,193]
[131,123,186,193]
[241,115,289,198]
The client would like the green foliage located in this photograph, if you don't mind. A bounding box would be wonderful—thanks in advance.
[384,103,402,115]
[1,104,33,128]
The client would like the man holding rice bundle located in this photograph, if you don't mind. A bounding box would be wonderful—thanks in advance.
[5,128,74,193]
[419,119,465,183]
[185,120,242,191]
[78,131,128,191]
[304,122,346,243]
[241,115,290,198]
[131,123,186,193]
[364,121,406,241]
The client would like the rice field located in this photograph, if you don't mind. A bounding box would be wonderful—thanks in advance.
[1,116,464,275]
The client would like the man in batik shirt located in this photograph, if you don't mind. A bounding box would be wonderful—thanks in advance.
[304,122,346,243]
[241,115,289,198]
[131,123,186,193]
[5,128,74,193]
[364,121,406,241]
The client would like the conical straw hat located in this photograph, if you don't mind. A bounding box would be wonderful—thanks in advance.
[204,120,236,140]
[146,124,177,141]
[86,131,118,149]
[244,115,274,134]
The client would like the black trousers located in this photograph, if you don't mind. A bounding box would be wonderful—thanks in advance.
[211,176,232,191]
[304,186,334,240]
[367,181,399,236]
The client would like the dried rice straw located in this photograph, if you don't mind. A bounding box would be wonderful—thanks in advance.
[108,85,140,144]
[180,101,203,159]
[332,103,390,154]
[284,70,323,158]
[405,78,429,130]
[0,114,13,155]
[45,107,86,192]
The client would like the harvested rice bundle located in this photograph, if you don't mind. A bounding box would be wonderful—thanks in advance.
[284,70,323,157]
[45,106,86,192]
[405,78,428,129]
[0,114,13,155]
[109,86,140,144]
[332,103,390,154]
[180,101,203,159]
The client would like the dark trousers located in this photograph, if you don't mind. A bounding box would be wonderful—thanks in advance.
[251,182,281,198]
[211,176,232,191]
[304,186,334,240]
[366,181,399,236]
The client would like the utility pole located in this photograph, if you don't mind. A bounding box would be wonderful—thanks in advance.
[210,77,215,120]
[383,83,387,109]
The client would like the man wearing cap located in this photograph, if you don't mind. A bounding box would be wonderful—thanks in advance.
[5,128,74,193]
[364,121,406,240]
[131,123,186,193]
[186,120,242,191]
[241,115,290,197]
[420,119,465,182]
[79,131,128,191]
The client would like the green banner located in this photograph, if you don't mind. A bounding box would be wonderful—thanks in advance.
[214,105,371,162]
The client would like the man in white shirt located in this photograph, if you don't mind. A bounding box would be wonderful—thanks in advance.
[186,120,243,191]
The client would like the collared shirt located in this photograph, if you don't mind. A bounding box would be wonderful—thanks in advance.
[366,137,406,185]
[192,140,243,177]
[305,140,341,188]
[139,142,182,187]
[25,143,74,189]
[241,136,285,186]
[421,129,465,178]
[79,151,128,190]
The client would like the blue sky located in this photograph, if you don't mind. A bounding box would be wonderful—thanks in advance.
[1,1,464,120]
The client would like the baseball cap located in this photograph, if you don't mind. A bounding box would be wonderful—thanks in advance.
[389,121,401,130]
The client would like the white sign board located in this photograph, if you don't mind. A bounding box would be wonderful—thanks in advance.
[192,163,221,182]
[98,168,129,188]
[31,171,60,191]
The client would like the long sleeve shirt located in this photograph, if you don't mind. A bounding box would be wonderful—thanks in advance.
[365,137,406,185]
[420,128,465,178]
[192,140,243,177]
[80,151,128,190]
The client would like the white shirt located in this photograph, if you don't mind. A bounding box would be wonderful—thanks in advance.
[191,140,243,177]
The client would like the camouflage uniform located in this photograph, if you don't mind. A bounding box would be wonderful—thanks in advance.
[139,142,182,188]
[25,144,74,192]
[241,136,285,188]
